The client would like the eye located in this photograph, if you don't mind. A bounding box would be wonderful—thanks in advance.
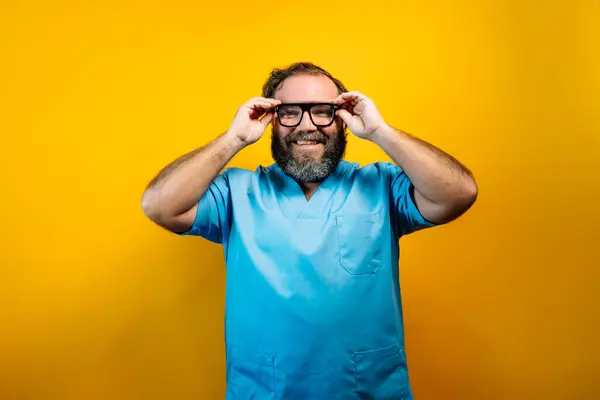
[278,105,302,118]
[312,105,333,116]
[282,110,299,117]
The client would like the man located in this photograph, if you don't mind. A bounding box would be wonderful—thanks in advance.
[141,62,478,399]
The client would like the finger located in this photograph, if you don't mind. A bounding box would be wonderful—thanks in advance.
[344,91,367,102]
[333,93,350,104]
[346,90,365,98]
[255,96,281,103]
[253,102,277,111]
[338,101,355,116]
[260,111,275,128]
[248,108,263,119]
[245,99,279,119]
[334,91,362,105]
[249,100,278,110]
[336,108,353,124]
[242,97,277,111]
[249,97,281,108]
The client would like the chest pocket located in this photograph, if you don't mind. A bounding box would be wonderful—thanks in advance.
[334,213,384,275]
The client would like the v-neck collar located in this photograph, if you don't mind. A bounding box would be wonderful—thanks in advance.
[267,160,352,219]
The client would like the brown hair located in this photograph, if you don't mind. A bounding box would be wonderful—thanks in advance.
[261,62,348,99]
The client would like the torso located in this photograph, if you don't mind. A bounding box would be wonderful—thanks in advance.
[222,160,414,400]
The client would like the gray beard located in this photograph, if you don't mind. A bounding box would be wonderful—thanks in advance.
[271,128,347,183]
[278,154,337,183]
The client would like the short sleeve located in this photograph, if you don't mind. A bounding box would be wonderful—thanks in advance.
[383,162,437,237]
[177,170,232,244]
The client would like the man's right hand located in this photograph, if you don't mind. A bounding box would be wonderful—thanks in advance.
[227,97,281,146]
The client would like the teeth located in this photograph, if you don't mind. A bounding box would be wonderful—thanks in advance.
[296,140,318,145]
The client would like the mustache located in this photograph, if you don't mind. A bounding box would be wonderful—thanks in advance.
[285,131,328,144]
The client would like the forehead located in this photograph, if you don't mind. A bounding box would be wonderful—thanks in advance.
[274,74,339,103]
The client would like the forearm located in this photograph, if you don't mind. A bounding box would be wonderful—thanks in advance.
[370,125,478,219]
[142,131,245,219]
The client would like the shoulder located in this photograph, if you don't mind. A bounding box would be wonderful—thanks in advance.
[340,160,403,181]
[220,165,266,179]
[219,164,277,188]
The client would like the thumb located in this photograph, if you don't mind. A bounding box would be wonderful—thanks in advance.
[260,111,275,128]
[336,109,353,124]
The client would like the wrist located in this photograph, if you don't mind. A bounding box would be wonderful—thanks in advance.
[369,123,398,145]
[223,130,250,151]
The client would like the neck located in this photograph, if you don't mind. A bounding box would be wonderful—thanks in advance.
[299,181,320,200]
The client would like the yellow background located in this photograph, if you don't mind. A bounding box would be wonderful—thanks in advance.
[1,0,599,399]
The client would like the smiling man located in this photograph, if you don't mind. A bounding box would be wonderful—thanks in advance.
[141,62,478,399]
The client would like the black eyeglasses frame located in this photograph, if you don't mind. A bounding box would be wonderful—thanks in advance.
[273,102,340,128]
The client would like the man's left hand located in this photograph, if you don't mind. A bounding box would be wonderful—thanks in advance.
[333,91,388,140]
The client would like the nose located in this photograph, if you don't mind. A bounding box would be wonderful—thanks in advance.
[297,110,317,131]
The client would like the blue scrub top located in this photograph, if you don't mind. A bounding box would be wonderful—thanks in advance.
[180,160,435,399]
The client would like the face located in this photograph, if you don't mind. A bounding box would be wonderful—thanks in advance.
[271,74,347,183]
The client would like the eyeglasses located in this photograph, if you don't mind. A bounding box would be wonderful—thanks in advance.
[274,102,339,128]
